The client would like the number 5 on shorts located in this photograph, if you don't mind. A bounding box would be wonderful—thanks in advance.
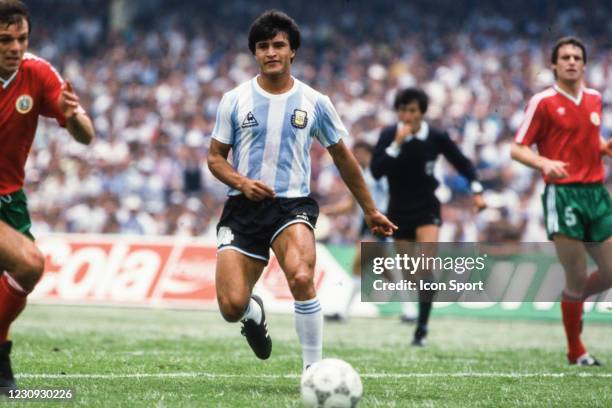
[564,206,577,227]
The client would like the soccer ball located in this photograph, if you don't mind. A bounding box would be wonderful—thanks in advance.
[300,358,363,408]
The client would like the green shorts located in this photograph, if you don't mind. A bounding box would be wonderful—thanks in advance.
[0,189,34,240]
[542,183,612,242]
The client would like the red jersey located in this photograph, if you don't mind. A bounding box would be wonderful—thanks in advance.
[0,53,66,195]
[514,85,604,184]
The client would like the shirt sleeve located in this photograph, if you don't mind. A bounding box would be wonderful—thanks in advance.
[38,61,66,126]
[370,126,397,179]
[313,95,347,147]
[211,92,236,145]
[514,94,547,146]
[437,131,478,182]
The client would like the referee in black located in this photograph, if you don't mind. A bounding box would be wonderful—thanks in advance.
[371,87,486,346]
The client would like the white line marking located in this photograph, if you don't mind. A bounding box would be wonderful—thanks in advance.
[17,372,612,380]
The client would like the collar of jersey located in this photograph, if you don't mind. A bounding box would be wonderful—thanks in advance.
[0,68,19,90]
[402,121,429,142]
[554,84,583,106]
[253,75,299,99]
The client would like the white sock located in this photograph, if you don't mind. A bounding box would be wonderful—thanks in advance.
[344,276,361,316]
[294,297,323,370]
[241,297,262,324]
[402,302,417,318]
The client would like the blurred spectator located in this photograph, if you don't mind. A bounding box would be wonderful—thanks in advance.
[25,0,611,242]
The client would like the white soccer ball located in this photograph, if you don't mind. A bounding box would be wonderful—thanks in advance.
[300,358,363,408]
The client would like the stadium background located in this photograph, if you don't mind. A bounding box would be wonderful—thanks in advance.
[22,0,612,318]
[8,1,612,406]
[24,0,611,241]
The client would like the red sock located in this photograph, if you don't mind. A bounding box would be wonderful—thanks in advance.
[0,273,28,342]
[560,292,586,362]
[582,271,610,300]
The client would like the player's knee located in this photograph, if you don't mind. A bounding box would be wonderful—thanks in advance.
[13,244,45,292]
[288,268,315,297]
[218,294,249,323]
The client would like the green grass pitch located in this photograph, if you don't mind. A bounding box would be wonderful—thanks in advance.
[6,305,612,407]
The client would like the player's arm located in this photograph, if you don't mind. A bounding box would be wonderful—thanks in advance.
[327,140,397,236]
[512,94,569,179]
[510,142,569,179]
[58,82,94,145]
[207,139,274,201]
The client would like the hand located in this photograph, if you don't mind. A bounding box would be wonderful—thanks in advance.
[364,209,398,237]
[394,122,413,145]
[472,194,487,213]
[601,139,612,158]
[58,81,81,119]
[541,159,569,179]
[239,179,275,201]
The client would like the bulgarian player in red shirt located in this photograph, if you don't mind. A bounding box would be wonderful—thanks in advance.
[0,0,94,391]
[511,37,612,366]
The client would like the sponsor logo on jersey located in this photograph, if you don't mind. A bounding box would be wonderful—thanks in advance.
[241,111,258,128]
[556,107,565,116]
[217,226,235,246]
[590,112,600,126]
[291,109,308,129]
[15,94,33,114]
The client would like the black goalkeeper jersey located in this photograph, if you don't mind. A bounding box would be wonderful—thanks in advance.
[371,122,479,216]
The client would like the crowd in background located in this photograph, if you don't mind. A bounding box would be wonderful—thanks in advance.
[23,0,611,243]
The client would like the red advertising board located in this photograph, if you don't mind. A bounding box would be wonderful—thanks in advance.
[31,234,339,313]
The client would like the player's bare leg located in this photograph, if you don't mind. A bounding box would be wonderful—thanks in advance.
[0,220,45,392]
[0,221,45,292]
[272,223,321,370]
[215,249,271,359]
[553,234,599,365]
[583,237,612,300]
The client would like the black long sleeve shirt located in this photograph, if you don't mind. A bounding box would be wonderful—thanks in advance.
[371,122,478,215]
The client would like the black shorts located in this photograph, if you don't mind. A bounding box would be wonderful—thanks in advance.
[389,198,441,241]
[216,195,319,263]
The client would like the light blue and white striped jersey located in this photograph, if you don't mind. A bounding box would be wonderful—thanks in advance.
[211,76,348,197]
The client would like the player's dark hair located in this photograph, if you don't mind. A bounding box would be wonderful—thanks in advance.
[248,10,300,61]
[0,0,30,33]
[551,36,587,65]
[353,141,373,153]
[393,87,429,114]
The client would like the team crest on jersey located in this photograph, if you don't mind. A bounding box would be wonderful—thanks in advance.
[291,109,308,129]
[241,111,259,128]
[15,94,33,114]
[556,107,566,116]
[590,112,600,126]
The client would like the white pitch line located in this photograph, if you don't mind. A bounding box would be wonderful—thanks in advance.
[17,372,612,380]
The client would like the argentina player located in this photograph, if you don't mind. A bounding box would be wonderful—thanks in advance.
[207,10,397,370]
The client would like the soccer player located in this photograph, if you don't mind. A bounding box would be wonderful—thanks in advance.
[371,87,486,346]
[207,10,396,370]
[0,0,94,391]
[511,36,612,366]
